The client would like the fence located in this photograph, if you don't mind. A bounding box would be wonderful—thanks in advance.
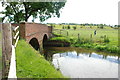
[53,29,81,40]
[2,23,19,79]
[53,28,110,43]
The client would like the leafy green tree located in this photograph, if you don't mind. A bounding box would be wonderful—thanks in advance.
[99,24,104,29]
[73,26,76,30]
[67,25,70,29]
[2,2,66,23]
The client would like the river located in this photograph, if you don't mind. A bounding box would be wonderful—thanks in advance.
[43,47,120,78]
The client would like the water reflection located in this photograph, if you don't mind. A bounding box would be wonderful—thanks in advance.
[43,47,119,78]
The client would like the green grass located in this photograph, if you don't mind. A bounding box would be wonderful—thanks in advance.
[52,24,119,54]
[50,37,70,43]
[16,40,64,78]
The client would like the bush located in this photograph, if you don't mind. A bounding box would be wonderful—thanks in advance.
[106,46,118,53]
[73,26,77,30]
[67,25,70,29]
[50,37,70,43]
[69,37,76,44]
[81,44,93,48]
[104,37,110,43]
[52,33,63,37]
[94,45,107,51]
[62,26,64,29]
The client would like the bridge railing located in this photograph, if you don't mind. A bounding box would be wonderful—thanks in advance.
[2,23,19,79]
[12,26,20,47]
[8,25,19,79]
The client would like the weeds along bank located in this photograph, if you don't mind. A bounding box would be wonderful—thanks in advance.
[50,24,119,54]
[16,40,64,78]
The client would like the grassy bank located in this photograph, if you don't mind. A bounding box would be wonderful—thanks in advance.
[50,34,119,54]
[16,40,64,78]
[51,24,119,54]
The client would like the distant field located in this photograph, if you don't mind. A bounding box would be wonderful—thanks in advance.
[52,24,118,47]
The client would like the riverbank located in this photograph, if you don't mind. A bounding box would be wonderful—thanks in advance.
[51,24,119,54]
[43,47,119,78]
[49,33,119,55]
[16,40,64,78]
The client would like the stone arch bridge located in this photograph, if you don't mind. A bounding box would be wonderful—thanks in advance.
[13,22,53,51]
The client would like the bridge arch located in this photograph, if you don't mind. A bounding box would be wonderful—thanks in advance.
[29,38,40,51]
[42,34,48,48]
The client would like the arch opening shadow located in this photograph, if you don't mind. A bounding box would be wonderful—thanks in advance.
[43,34,48,48]
[29,38,40,51]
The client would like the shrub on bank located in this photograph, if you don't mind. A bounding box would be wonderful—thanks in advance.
[52,33,119,54]
[50,37,70,43]
[53,33,63,37]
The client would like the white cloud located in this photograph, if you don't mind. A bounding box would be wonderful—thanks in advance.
[0,1,119,25]
[44,0,119,25]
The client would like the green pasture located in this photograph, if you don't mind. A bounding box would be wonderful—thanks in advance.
[52,24,118,47]
[49,24,119,54]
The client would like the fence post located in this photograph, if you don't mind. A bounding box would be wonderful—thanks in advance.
[2,23,12,78]
[104,35,106,38]
[60,30,61,35]
[90,34,92,38]
[78,33,80,40]
[67,31,68,36]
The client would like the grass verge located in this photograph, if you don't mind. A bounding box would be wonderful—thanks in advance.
[16,40,64,78]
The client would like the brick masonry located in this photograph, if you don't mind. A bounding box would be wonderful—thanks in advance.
[18,22,52,49]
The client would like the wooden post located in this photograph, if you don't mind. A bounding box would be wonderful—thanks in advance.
[104,35,106,41]
[104,35,106,38]
[90,34,92,38]
[2,23,12,78]
[60,30,61,35]
[78,33,80,40]
[67,31,68,36]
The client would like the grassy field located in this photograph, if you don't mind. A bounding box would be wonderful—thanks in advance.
[16,40,64,78]
[50,24,119,54]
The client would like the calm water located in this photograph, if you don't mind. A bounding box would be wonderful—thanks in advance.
[43,47,120,78]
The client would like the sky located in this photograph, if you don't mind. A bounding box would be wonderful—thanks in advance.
[42,0,119,25]
[0,0,120,25]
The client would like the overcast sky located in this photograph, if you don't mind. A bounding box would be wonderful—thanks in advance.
[0,0,119,25]
[42,0,119,25]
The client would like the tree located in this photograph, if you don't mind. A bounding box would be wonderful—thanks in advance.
[67,25,70,29]
[99,24,104,29]
[73,26,77,30]
[2,2,66,23]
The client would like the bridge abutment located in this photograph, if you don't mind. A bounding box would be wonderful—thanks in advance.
[19,22,52,51]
